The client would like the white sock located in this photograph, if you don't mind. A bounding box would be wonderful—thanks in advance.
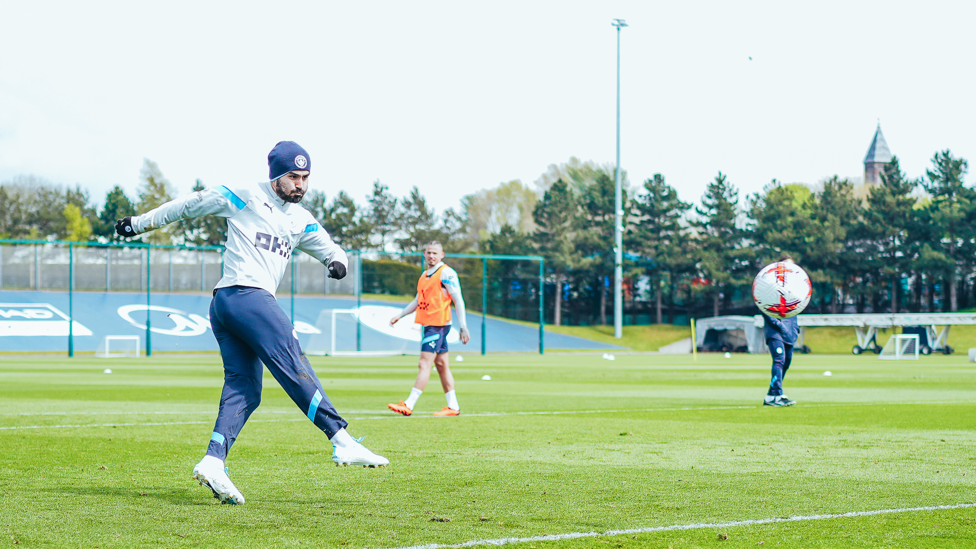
[405,387,423,410]
[330,428,356,448]
[445,390,459,411]
[200,455,224,468]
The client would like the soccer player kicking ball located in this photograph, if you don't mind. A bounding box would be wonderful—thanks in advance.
[762,259,800,407]
[115,141,388,505]
[388,241,470,417]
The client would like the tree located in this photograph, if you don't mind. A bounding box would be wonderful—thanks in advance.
[95,186,136,241]
[63,204,93,242]
[631,174,692,324]
[65,184,98,239]
[177,180,227,246]
[395,186,443,252]
[462,180,538,245]
[483,224,534,256]
[748,181,817,262]
[692,172,750,317]
[0,175,78,239]
[532,179,594,326]
[921,150,971,311]
[534,157,629,195]
[809,176,861,313]
[578,172,629,325]
[136,159,176,244]
[316,191,372,250]
[861,157,918,312]
[365,180,398,251]
[437,208,470,253]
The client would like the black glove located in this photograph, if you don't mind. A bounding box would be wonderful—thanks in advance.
[115,216,134,238]
[328,261,346,280]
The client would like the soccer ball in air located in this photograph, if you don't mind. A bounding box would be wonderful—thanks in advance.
[752,261,812,319]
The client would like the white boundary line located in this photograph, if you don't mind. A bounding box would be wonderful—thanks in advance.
[2,401,975,431]
[3,399,972,418]
[383,503,976,549]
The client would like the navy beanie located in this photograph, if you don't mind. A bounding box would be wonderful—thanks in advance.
[268,141,311,181]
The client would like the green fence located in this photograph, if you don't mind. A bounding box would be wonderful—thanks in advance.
[0,240,544,356]
[347,250,545,355]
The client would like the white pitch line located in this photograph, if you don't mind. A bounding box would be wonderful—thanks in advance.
[2,401,976,431]
[2,399,973,419]
[383,503,976,549]
[0,406,763,430]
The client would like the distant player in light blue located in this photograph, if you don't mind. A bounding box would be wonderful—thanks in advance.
[116,141,387,505]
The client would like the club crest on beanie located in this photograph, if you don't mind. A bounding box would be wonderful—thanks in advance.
[268,141,311,181]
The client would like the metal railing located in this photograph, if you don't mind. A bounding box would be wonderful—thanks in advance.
[0,240,545,356]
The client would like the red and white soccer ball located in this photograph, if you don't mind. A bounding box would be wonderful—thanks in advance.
[752,261,812,319]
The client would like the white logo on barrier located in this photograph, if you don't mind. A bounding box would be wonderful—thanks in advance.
[117,305,211,336]
[0,303,92,336]
[355,305,459,343]
[294,321,320,334]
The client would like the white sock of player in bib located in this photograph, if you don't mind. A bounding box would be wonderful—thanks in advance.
[445,390,459,411]
[405,388,423,410]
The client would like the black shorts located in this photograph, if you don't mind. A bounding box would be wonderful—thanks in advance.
[421,325,451,354]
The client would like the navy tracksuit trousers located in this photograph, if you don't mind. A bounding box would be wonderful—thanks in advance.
[766,338,793,397]
[205,286,348,460]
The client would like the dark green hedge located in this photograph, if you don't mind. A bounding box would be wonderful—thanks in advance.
[362,259,423,296]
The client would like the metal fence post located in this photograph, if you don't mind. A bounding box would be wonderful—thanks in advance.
[34,244,40,290]
[356,251,362,352]
[481,256,486,356]
[168,250,173,292]
[68,243,74,358]
[106,247,111,291]
[146,246,152,357]
[200,250,206,292]
[539,258,544,355]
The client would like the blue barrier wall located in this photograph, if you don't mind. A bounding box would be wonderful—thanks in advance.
[0,290,623,353]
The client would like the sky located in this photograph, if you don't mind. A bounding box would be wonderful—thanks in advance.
[2,0,974,216]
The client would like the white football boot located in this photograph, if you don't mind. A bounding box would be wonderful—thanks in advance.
[331,429,389,468]
[192,455,245,504]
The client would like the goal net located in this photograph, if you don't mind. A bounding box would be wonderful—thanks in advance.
[304,306,448,356]
[96,335,141,358]
[879,334,919,360]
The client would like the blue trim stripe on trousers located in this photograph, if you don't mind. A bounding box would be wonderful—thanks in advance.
[205,286,348,461]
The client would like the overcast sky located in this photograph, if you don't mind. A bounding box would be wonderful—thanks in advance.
[2,1,974,216]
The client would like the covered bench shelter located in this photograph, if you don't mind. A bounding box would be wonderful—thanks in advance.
[695,315,767,354]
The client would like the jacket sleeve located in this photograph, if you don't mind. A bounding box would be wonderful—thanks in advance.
[441,267,468,332]
[295,221,348,268]
[764,314,783,330]
[131,186,242,234]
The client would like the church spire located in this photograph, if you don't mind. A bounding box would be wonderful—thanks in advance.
[863,123,893,185]
[864,123,892,164]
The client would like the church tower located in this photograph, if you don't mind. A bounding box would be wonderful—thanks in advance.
[863,123,893,186]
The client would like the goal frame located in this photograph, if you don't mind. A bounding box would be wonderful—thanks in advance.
[96,335,141,358]
[879,334,919,360]
[316,308,409,357]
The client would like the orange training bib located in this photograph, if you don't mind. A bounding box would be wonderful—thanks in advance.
[415,265,452,326]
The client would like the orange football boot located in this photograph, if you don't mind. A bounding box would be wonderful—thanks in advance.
[433,407,460,417]
[388,401,412,416]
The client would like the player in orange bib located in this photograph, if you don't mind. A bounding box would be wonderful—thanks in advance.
[388,241,470,416]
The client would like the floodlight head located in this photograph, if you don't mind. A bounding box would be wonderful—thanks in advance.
[612,19,628,28]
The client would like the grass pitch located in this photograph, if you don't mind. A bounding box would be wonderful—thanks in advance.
[1,352,974,548]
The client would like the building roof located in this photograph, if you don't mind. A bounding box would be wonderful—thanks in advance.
[863,124,893,164]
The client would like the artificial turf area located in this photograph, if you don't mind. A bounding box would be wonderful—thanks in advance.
[0,352,974,548]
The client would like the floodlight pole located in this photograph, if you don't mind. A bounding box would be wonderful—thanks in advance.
[612,18,627,339]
